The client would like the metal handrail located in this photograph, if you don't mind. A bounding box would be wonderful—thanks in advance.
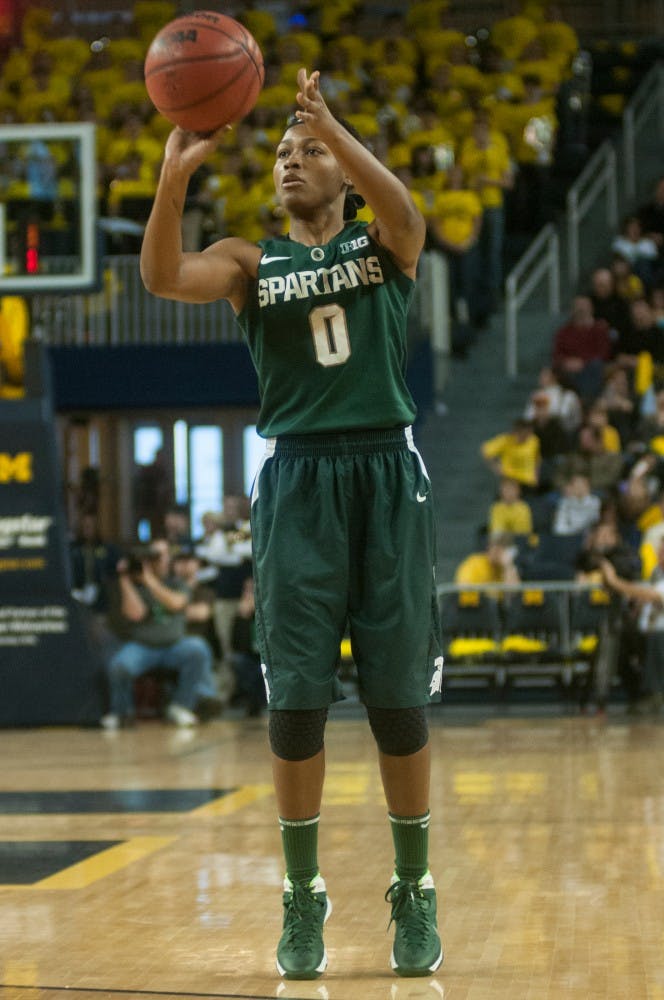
[566,140,618,287]
[437,580,606,595]
[32,249,445,352]
[504,223,560,377]
[623,61,664,201]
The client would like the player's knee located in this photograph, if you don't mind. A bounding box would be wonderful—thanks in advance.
[366,705,429,756]
[268,707,329,761]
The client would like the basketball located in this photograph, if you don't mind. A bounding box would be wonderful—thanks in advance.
[144,10,264,133]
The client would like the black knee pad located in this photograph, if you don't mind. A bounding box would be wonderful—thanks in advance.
[268,707,329,761]
[366,706,429,757]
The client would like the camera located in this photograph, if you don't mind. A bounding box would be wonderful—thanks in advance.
[124,545,160,577]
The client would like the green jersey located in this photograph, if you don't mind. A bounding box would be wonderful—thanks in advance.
[236,221,418,436]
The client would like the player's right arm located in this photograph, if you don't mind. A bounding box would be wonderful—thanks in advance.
[140,127,259,312]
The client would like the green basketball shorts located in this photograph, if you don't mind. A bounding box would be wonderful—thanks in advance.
[250,426,443,710]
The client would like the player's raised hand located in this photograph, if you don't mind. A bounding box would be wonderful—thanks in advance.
[164,124,230,175]
[295,68,337,137]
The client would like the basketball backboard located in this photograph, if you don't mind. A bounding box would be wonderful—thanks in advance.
[0,122,98,294]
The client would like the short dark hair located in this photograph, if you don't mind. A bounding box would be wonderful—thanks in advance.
[283,111,367,220]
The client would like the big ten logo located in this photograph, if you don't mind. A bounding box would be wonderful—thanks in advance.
[339,235,369,255]
[0,452,33,483]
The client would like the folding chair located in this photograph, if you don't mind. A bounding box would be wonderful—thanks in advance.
[501,587,565,663]
[441,589,502,665]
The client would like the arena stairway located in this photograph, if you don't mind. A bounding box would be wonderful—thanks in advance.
[416,304,557,584]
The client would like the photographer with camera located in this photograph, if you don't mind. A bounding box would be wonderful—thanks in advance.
[100,538,222,730]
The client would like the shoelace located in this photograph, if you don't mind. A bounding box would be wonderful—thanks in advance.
[283,882,326,950]
[385,879,432,941]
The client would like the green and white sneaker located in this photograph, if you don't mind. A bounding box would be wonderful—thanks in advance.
[276,873,332,980]
[385,871,443,977]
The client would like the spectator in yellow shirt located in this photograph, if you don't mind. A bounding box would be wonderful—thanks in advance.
[488,477,534,536]
[454,533,521,588]
[482,418,541,492]
[490,5,539,62]
[586,401,622,454]
[459,111,514,326]
[495,73,557,233]
[427,165,483,325]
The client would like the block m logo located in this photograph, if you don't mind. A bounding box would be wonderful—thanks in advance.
[0,452,33,483]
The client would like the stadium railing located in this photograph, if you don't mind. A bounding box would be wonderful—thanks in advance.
[30,248,449,354]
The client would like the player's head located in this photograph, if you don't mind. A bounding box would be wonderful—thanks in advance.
[274,112,366,220]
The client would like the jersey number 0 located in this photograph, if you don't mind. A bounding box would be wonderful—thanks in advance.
[309,304,351,367]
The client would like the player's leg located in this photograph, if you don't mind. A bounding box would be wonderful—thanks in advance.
[368,707,442,977]
[251,442,347,979]
[349,435,443,977]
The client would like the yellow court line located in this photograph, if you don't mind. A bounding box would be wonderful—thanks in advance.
[645,842,662,881]
[0,836,176,892]
[190,783,274,817]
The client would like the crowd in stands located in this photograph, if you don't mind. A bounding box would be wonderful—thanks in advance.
[452,174,664,713]
[69,494,265,728]
[0,0,593,330]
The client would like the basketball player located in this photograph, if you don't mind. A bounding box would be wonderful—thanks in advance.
[141,68,444,981]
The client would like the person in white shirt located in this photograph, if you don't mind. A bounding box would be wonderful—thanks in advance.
[611,215,659,290]
[552,473,601,536]
[524,365,582,435]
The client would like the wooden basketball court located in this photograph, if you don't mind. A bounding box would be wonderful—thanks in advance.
[2,707,663,1000]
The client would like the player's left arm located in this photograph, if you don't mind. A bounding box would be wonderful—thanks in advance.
[294,69,425,278]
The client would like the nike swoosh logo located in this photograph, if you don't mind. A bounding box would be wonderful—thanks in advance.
[416,493,427,503]
[260,254,291,264]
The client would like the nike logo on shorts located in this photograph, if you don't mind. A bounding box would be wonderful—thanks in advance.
[260,254,291,264]
[416,492,427,503]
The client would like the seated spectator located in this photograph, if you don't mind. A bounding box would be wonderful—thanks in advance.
[586,400,622,454]
[611,215,659,291]
[631,388,664,454]
[551,295,612,403]
[619,461,659,543]
[636,486,664,575]
[577,520,640,581]
[611,252,645,303]
[597,363,636,448]
[552,472,601,536]
[528,391,571,489]
[454,532,521,589]
[554,424,624,494]
[589,267,631,344]
[488,477,533,537]
[229,576,266,717]
[652,286,664,328]
[524,365,583,435]
[631,299,664,405]
[101,539,221,730]
[481,417,541,493]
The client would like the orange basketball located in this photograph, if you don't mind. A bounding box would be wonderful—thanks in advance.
[144,10,264,133]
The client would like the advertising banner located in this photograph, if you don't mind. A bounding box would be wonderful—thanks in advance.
[0,388,104,725]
